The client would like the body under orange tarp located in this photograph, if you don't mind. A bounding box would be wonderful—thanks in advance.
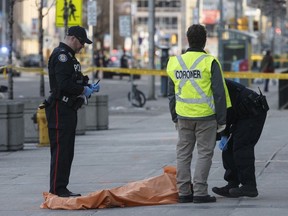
[40,166,178,210]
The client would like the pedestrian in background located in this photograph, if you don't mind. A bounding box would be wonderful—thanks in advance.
[120,49,130,79]
[45,26,100,197]
[260,50,274,92]
[120,49,129,69]
[167,24,231,203]
[213,79,268,198]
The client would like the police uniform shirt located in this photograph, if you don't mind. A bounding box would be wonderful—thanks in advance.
[47,42,87,130]
[48,42,84,98]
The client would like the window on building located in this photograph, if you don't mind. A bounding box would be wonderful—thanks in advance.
[137,0,148,8]
[137,0,181,8]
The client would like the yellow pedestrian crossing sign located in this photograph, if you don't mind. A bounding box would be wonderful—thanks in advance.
[56,0,82,27]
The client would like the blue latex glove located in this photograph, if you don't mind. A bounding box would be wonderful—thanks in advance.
[218,136,228,151]
[83,86,93,97]
[90,83,100,92]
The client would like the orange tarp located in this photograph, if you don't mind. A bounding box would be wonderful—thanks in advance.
[40,166,178,210]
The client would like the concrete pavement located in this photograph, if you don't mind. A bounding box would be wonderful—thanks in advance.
[0,78,288,216]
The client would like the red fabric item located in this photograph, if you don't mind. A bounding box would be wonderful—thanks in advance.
[40,166,178,210]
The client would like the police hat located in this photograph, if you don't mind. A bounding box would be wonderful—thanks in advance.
[67,26,92,44]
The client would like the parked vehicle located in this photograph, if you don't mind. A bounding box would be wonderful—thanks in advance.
[103,50,140,79]
[22,54,41,67]
[0,49,21,77]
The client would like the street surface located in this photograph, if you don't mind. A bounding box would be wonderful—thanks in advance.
[0,72,288,216]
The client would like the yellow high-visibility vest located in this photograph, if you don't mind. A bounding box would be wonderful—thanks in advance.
[167,52,231,118]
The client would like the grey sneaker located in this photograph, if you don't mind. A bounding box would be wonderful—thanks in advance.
[229,186,258,198]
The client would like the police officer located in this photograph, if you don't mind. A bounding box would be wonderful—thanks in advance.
[167,24,231,203]
[212,79,268,198]
[45,26,100,197]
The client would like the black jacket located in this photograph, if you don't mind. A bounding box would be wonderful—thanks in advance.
[48,42,86,98]
[222,79,268,136]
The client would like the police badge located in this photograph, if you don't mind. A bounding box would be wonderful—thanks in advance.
[58,54,68,62]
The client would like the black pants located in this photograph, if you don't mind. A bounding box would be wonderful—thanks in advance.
[45,100,77,195]
[222,112,267,188]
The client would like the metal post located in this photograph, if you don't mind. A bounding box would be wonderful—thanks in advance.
[7,0,15,99]
[218,0,224,63]
[147,0,155,100]
[130,0,135,107]
[196,0,202,24]
[64,0,68,34]
[1,0,6,46]
[234,0,238,29]
[39,0,45,97]
[109,0,114,56]
[271,4,276,54]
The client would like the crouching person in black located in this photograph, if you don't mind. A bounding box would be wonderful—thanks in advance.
[212,79,269,198]
[45,26,100,197]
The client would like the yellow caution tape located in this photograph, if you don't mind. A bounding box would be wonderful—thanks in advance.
[0,65,47,75]
[224,71,288,79]
[84,67,167,76]
[1,65,288,79]
[85,67,288,79]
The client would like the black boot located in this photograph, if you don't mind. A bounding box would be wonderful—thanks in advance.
[212,184,239,197]
[229,185,258,198]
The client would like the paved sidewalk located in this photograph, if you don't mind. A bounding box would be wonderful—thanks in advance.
[1,81,288,216]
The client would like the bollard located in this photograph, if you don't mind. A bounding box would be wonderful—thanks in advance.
[278,71,288,109]
[37,108,49,147]
[0,101,24,151]
[96,95,109,130]
[76,105,86,135]
[85,94,97,130]
[7,102,25,151]
[19,97,44,143]
[0,103,8,151]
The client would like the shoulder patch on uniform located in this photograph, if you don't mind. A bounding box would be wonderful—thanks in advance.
[58,54,68,62]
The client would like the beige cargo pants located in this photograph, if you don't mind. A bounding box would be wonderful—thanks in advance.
[176,118,217,196]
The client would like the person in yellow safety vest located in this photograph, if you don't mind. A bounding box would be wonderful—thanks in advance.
[167,24,231,204]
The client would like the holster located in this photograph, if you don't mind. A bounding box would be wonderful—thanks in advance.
[72,97,85,110]
[60,95,84,111]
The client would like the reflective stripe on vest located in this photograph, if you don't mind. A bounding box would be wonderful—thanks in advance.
[175,55,215,112]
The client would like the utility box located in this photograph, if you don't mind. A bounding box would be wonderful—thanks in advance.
[279,71,288,109]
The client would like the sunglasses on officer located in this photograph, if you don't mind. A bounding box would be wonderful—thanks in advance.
[74,36,85,45]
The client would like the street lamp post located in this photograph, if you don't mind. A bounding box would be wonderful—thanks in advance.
[7,0,16,99]
[147,0,155,100]
[38,0,45,97]
[109,0,114,55]
[218,0,224,64]
[1,0,7,46]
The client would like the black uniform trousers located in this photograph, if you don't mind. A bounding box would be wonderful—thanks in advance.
[222,112,267,188]
[45,100,77,195]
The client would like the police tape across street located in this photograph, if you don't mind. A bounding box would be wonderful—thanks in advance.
[1,65,288,80]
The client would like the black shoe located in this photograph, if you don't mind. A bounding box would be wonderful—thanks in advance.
[178,194,194,203]
[193,195,216,203]
[58,190,81,197]
[229,186,258,198]
[212,185,238,197]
